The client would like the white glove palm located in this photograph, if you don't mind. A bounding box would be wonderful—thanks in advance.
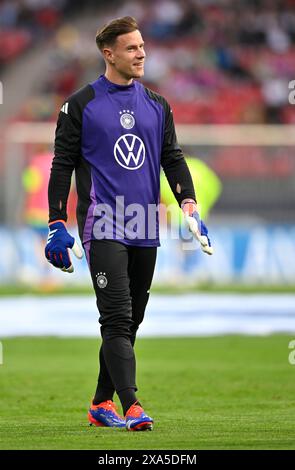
[182,200,213,255]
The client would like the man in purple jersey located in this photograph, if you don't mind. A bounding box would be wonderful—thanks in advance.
[45,16,212,431]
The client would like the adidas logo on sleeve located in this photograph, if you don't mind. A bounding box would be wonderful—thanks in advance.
[61,102,69,114]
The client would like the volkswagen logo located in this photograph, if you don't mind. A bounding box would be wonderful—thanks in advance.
[114,134,145,170]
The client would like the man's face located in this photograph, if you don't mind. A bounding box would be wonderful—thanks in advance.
[105,30,146,80]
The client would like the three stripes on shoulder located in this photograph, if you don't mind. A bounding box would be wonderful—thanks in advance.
[61,102,69,114]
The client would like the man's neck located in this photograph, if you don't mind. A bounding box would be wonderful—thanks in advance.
[104,70,133,86]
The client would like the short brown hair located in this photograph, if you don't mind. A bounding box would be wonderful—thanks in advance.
[96,16,139,51]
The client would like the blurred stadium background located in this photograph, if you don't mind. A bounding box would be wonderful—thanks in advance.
[0,0,295,333]
[0,0,295,450]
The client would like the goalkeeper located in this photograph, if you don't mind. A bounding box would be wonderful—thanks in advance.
[45,16,212,432]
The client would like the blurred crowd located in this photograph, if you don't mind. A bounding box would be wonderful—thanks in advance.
[0,0,65,69]
[2,0,295,124]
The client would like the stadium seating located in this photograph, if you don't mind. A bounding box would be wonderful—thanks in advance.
[2,0,295,124]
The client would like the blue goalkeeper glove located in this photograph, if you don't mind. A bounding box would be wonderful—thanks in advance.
[181,199,213,255]
[45,221,83,273]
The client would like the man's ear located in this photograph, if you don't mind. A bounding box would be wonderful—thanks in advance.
[103,47,114,65]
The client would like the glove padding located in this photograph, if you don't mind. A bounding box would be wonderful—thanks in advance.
[182,201,213,255]
[45,221,83,273]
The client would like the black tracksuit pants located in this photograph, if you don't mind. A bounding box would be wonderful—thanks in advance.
[88,240,157,397]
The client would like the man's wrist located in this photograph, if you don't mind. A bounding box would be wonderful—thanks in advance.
[181,198,198,216]
[48,219,67,227]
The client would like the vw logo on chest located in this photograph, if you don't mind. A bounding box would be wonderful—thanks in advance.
[114,134,145,170]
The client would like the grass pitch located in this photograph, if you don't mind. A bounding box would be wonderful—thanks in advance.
[0,335,295,450]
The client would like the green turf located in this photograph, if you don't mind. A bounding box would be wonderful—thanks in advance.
[0,283,295,296]
[0,336,295,450]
